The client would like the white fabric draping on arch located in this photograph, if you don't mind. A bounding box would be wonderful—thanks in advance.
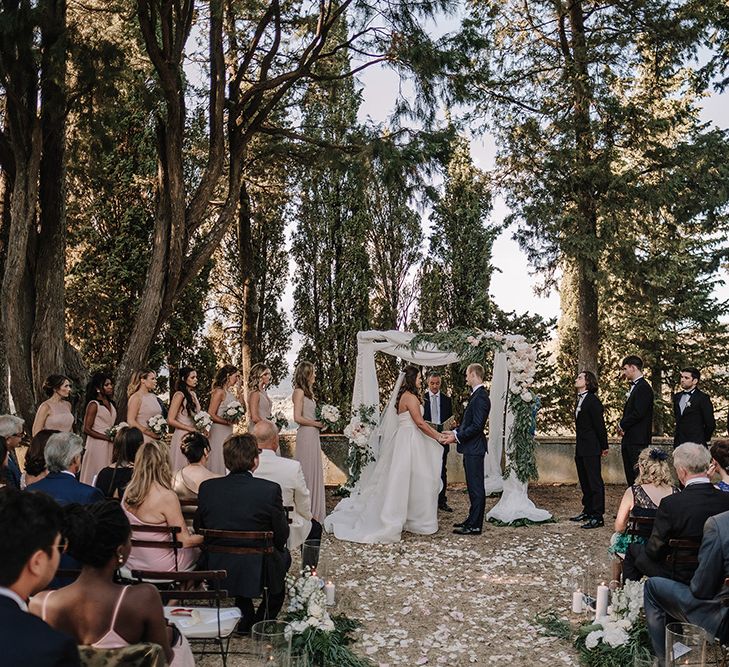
[350,330,551,524]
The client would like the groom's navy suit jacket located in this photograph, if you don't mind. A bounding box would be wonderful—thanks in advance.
[456,385,490,456]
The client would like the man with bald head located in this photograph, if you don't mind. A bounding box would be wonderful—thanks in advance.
[252,420,313,550]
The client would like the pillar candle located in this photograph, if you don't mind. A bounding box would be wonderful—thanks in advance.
[324,581,335,606]
[595,584,609,620]
[572,590,584,614]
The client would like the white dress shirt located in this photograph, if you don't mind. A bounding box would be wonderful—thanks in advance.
[253,449,313,550]
[576,391,588,417]
[428,391,441,424]
[0,587,28,612]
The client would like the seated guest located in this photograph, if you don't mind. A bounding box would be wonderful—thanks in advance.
[26,433,104,505]
[195,434,290,634]
[0,488,80,666]
[23,429,60,488]
[95,426,143,499]
[253,420,313,551]
[0,414,26,488]
[709,441,729,492]
[171,432,220,502]
[644,509,729,662]
[608,447,677,581]
[30,501,194,666]
[122,442,201,572]
[624,442,729,584]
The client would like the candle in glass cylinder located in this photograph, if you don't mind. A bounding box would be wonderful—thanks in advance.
[324,581,335,606]
[595,584,609,619]
[572,590,584,614]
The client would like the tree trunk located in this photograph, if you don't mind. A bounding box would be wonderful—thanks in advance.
[238,181,257,387]
[0,168,11,413]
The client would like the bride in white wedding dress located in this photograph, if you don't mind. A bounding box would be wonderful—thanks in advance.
[324,365,446,544]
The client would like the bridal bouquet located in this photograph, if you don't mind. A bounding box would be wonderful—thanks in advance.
[148,414,168,437]
[273,411,288,432]
[284,567,372,667]
[219,400,245,423]
[193,410,213,432]
[317,404,341,431]
[105,421,129,441]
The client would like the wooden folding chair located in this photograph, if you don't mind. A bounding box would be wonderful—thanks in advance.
[625,515,654,539]
[119,525,183,584]
[131,569,238,667]
[667,538,701,581]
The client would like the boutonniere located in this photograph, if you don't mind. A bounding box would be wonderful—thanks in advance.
[576,407,581,414]
[686,400,692,409]
[625,391,631,398]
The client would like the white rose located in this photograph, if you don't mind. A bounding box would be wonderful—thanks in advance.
[602,625,629,647]
[520,391,533,402]
[585,630,604,650]
[308,602,324,619]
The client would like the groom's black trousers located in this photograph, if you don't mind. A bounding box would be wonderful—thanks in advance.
[463,454,486,529]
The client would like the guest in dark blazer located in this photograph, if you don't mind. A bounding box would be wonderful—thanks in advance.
[0,414,26,488]
[423,370,454,512]
[618,355,654,486]
[195,433,290,633]
[0,488,80,667]
[571,370,609,529]
[26,433,104,506]
[442,363,490,535]
[623,443,729,584]
[644,509,729,662]
[673,367,716,447]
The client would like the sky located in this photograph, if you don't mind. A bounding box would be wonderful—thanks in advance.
[274,30,729,390]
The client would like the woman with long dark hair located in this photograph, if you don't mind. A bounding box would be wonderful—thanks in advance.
[95,426,144,499]
[80,373,117,485]
[168,367,202,472]
[292,360,326,524]
[22,429,60,487]
[324,365,445,543]
[32,374,74,436]
[30,501,194,665]
[207,364,240,475]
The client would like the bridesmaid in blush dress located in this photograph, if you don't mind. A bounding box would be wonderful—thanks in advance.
[207,364,240,475]
[292,360,326,524]
[80,373,117,485]
[127,369,163,444]
[32,374,75,436]
[246,362,273,433]
[168,367,202,473]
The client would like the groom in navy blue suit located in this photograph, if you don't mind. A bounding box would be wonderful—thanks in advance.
[442,363,490,535]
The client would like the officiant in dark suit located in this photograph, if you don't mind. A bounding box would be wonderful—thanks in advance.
[571,370,609,529]
[423,370,454,512]
[618,355,654,485]
[673,367,715,447]
[442,363,490,536]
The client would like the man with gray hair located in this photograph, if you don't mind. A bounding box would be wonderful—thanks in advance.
[26,433,103,506]
[624,443,729,583]
[0,414,26,488]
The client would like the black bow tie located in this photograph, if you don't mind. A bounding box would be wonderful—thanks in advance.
[682,391,693,396]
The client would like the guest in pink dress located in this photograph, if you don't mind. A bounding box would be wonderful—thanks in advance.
[122,442,201,572]
[247,362,273,432]
[32,374,75,436]
[292,361,326,524]
[126,369,163,444]
[168,367,202,473]
[207,364,241,475]
[31,500,194,666]
[80,373,118,485]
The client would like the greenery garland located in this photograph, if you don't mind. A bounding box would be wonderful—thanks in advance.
[409,328,540,483]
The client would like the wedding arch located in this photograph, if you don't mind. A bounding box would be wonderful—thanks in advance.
[343,329,552,525]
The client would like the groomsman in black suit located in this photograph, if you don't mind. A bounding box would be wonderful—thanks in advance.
[423,370,454,512]
[570,370,609,529]
[618,355,654,486]
[673,367,716,447]
[442,363,490,536]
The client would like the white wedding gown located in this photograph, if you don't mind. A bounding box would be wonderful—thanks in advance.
[324,407,443,544]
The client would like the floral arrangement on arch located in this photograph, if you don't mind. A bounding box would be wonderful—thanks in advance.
[284,567,373,666]
[410,328,540,483]
[341,404,377,489]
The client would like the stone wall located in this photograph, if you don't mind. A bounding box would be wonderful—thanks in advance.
[281,434,677,487]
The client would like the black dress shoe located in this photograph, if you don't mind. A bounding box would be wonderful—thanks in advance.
[453,526,482,535]
[580,517,604,529]
[453,521,467,528]
[569,512,588,522]
[439,503,454,513]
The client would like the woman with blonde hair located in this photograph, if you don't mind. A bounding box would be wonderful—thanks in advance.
[292,360,326,524]
[207,364,240,474]
[609,447,677,580]
[246,362,272,432]
[126,369,163,444]
[121,442,202,572]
